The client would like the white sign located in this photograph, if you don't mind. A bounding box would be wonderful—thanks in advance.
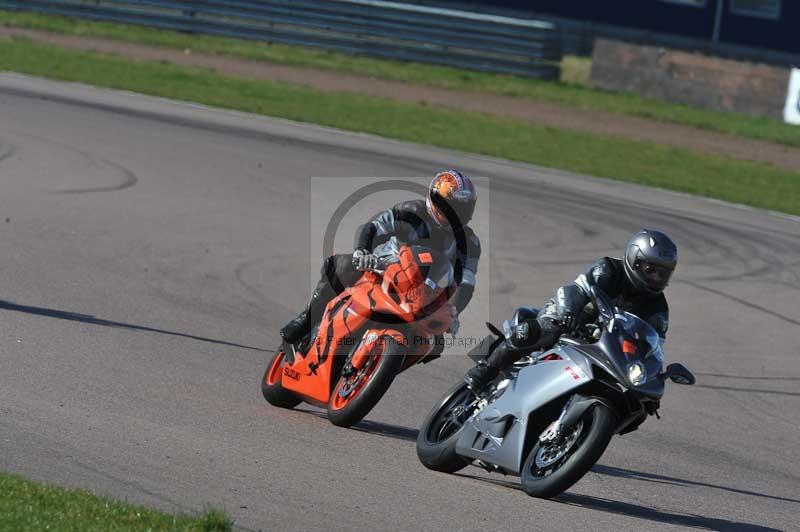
[784,67,800,125]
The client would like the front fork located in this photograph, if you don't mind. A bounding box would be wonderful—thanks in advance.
[540,394,615,443]
[349,331,380,371]
[345,329,406,374]
[344,328,442,378]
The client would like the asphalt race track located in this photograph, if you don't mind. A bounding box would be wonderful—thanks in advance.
[1,74,798,531]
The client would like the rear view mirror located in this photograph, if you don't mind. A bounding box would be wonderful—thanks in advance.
[661,363,696,385]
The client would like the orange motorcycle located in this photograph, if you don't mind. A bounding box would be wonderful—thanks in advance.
[261,238,455,427]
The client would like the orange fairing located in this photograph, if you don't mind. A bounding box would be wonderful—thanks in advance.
[278,244,452,406]
[391,246,451,318]
[377,246,423,307]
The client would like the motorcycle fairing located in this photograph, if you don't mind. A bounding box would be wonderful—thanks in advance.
[572,333,665,400]
[281,291,369,404]
[455,347,593,474]
[280,245,450,405]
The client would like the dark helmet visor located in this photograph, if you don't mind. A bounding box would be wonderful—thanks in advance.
[637,260,674,291]
[431,193,474,228]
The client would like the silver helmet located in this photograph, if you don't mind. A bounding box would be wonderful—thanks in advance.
[623,229,678,296]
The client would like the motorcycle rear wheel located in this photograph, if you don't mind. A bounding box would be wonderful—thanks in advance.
[520,400,615,498]
[416,382,475,473]
[327,335,405,427]
[261,350,302,409]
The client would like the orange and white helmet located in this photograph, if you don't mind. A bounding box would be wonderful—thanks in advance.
[426,170,477,228]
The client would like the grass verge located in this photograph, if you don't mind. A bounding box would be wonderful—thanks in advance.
[0,471,232,531]
[1,9,799,147]
[1,36,798,215]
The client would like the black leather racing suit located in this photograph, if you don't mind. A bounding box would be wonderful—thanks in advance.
[306,199,481,329]
[485,257,669,370]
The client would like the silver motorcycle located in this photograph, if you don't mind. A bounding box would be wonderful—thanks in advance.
[416,286,695,498]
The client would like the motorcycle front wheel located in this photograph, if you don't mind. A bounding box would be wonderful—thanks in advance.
[520,400,615,498]
[327,334,405,427]
[416,382,476,473]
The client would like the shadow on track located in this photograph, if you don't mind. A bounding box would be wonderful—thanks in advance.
[0,299,270,352]
[593,464,800,505]
[691,372,800,397]
[557,492,781,532]
[454,473,781,531]
[297,408,418,442]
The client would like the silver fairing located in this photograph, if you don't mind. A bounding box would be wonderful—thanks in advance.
[455,346,593,475]
[453,298,670,476]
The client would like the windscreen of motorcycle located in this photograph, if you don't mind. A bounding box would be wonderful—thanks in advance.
[372,237,402,266]
[615,312,663,364]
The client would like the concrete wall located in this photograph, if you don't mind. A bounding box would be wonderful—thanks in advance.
[589,38,790,120]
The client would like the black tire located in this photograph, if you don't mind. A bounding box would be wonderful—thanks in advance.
[416,382,474,473]
[520,401,615,499]
[326,335,405,427]
[261,351,301,409]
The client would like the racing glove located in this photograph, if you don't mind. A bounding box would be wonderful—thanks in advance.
[352,249,378,271]
[558,312,578,332]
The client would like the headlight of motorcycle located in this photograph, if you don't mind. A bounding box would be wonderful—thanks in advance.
[627,361,646,386]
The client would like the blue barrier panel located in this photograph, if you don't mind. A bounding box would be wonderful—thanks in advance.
[0,0,563,78]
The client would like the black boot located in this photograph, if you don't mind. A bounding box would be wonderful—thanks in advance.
[464,335,533,391]
[280,287,327,344]
[464,359,499,391]
[279,310,311,344]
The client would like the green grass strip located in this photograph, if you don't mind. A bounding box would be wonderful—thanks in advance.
[1,36,798,215]
[0,471,232,532]
[1,9,798,147]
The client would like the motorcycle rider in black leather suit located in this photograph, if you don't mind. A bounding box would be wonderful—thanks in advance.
[465,229,678,390]
[280,170,481,345]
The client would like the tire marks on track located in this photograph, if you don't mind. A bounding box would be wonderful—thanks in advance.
[233,256,297,317]
[695,384,800,397]
[679,279,800,327]
[57,157,138,194]
[14,131,138,193]
[489,176,800,319]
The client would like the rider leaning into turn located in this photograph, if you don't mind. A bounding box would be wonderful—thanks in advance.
[280,170,481,345]
[465,229,678,390]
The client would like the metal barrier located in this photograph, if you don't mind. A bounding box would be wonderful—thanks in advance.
[0,0,563,78]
